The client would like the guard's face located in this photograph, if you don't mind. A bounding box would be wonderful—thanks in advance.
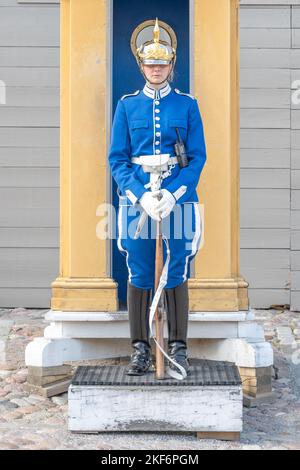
[142,64,172,84]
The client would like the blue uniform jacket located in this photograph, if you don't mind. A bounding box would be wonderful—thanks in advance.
[108,82,207,205]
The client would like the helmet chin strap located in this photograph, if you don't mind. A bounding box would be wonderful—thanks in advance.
[148,78,167,87]
[140,62,175,87]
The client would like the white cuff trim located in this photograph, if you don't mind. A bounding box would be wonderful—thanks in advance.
[125,189,138,205]
[173,185,187,201]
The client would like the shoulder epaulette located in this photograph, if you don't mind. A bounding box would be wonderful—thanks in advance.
[174,88,195,100]
[121,90,140,100]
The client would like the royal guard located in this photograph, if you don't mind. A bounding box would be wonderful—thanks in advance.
[108,19,207,377]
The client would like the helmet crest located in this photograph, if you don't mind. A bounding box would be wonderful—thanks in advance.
[132,18,177,68]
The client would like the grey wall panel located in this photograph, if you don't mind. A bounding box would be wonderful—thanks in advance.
[240,6,291,28]
[0,248,59,288]
[292,130,300,148]
[291,49,300,68]
[0,1,60,307]
[18,1,60,4]
[293,6,300,27]
[0,228,59,248]
[241,68,291,88]
[240,129,290,148]
[292,171,300,189]
[241,108,290,128]
[4,88,59,107]
[241,49,291,68]
[292,150,300,169]
[241,188,290,209]
[0,288,51,309]
[291,251,300,270]
[0,148,59,167]
[0,107,59,127]
[241,228,290,249]
[291,190,300,209]
[241,89,290,108]
[241,209,290,229]
[0,128,59,147]
[291,271,300,291]
[0,188,59,209]
[249,289,289,309]
[0,168,59,187]
[291,290,300,310]
[241,169,290,188]
[241,28,291,48]
[292,93,300,110]
[242,249,290,268]
[0,67,59,86]
[0,0,23,5]
[292,29,300,48]
[0,209,59,228]
[243,268,290,289]
[292,110,300,128]
[241,149,290,168]
[291,210,300,229]
[241,0,300,5]
[291,70,300,87]
[0,188,59,228]
[0,7,59,47]
[291,230,300,249]
[242,246,290,293]
[1,0,58,5]
[292,103,300,111]
[0,47,59,67]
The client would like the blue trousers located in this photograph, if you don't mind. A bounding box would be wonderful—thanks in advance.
[117,196,202,290]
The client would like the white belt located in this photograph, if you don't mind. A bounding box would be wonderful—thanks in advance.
[131,154,178,173]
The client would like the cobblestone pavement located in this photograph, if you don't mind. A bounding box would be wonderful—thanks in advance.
[0,307,300,450]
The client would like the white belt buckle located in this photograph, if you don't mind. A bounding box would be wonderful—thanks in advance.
[139,153,170,173]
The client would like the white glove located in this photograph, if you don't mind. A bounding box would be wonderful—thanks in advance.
[154,189,176,219]
[139,190,161,221]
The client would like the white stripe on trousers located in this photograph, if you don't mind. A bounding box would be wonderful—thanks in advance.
[182,202,202,282]
[117,204,133,283]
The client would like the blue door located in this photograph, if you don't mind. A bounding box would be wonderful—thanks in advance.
[112,0,190,305]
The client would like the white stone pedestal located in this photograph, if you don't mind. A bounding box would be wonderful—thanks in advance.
[25,309,273,371]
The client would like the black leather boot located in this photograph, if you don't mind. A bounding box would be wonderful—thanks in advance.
[165,280,190,375]
[126,341,152,376]
[126,282,152,376]
[168,340,190,375]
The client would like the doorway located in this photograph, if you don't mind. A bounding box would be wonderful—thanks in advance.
[112,0,191,304]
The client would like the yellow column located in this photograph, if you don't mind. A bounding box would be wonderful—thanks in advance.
[189,0,249,311]
[51,0,118,311]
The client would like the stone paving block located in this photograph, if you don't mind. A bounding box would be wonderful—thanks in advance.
[24,379,71,398]
[27,374,71,387]
[276,327,294,344]
[28,365,72,378]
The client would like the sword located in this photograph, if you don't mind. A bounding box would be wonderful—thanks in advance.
[134,211,148,239]
[134,173,162,239]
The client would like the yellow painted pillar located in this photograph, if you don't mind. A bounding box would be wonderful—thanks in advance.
[189,0,249,311]
[51,0,118,311]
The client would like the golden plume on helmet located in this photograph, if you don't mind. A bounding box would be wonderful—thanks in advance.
[136,18,176,65]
